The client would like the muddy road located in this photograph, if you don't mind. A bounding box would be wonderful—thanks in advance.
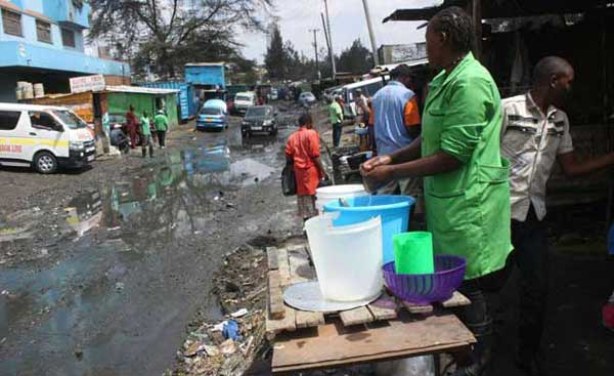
[0,107,303,375]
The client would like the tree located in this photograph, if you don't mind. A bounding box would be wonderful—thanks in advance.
[337,39,373,74]
[264,25,285,80]
[89,0,272,79]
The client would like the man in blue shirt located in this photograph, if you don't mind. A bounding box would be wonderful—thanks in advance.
[371,64,421,195]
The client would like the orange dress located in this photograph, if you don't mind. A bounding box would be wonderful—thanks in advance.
[285,127,322,196]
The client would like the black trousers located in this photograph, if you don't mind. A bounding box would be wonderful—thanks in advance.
[511,207,549,361]
[332,123,342,147]
[455,254,513,374]
[157,130,167,147]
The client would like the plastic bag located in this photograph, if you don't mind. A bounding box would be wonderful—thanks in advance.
[281,163,296,196]
[375,356,434,376]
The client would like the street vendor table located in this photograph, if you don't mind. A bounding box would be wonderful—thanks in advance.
[266,244,476,375]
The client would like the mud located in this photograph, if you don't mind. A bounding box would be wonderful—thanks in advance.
[0,105,304,375]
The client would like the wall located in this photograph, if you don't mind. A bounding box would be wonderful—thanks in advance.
[0,7,84,52]
[42,0,89,29]
[107,93,179,128]
[0,40,130,76]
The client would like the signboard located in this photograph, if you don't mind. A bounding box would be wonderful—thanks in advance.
[379,43,427,65]
[70,75,106,94]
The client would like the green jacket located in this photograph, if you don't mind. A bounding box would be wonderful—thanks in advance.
[329,102,343,124]
[140,116,151,136]
[154,113,169,132]
[421,53,512,280]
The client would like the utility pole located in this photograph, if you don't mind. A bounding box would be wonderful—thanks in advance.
[323,0,337,79]
[361,0,380,66]
[309,28,321,80]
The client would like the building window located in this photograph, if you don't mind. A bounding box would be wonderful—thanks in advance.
[61,28,76,48]
[36,20,52,44]
[2,9,22,37]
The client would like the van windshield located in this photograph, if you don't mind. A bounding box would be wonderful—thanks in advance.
[52,110,87,129]
[236,95,251,101]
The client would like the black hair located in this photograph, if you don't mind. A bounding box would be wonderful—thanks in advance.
[532,56,573,85]
[429,6,475,54]
[390,64,412,80]
[298,113,312,127]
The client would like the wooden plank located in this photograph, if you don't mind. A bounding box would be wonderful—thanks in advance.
[272,313,476,373]
[266,304,296,339]
[402,301,434,315]
[295,310,325,328]
[367,296,398,321]
[267,247,279,270]
[268,271,285,320]
[277,248,292,287]
[339,306,374,326]
[441,291,471,308]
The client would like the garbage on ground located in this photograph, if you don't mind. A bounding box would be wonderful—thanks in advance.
[231,308,248,318]
[173,243,269,376]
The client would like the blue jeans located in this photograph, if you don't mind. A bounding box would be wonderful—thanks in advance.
[332,123,342,147]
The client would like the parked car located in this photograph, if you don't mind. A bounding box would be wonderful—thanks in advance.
[0,103,96,174]
[269,88,279,101]
[298,91,317,107]
[196,99,228,131]
[233,92,257,115]
[241,105,277,137]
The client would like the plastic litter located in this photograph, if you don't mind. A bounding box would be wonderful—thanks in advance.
[222,320,242,341]
[230,308,248,318]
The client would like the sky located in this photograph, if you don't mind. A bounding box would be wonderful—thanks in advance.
[239,0,440,63]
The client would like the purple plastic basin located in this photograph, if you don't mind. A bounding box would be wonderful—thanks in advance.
[383,255,466,304]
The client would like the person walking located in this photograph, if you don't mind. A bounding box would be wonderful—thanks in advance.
[328,96,343,148]
[370,64,422,195]
[361,7,512,375]
[125,105,138,149]
[501,56,614,375]
[140,111,154,158]
[154,109,169,149]
[285,113,328,221]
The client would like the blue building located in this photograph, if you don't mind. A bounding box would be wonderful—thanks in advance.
[0,0,130,101]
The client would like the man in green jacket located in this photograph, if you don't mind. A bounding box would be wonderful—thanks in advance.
[328,96,344,147]
[154,110,169,149]
[362,7,511,375]
[140,111,153,158]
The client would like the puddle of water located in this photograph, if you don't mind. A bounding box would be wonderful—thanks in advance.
[0,136,286,374]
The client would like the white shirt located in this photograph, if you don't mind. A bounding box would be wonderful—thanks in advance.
[501,93,574,221]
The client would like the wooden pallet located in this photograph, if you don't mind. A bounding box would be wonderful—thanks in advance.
[265,244,471,339]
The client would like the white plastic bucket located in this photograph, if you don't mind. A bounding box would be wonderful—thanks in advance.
[305,214,383,302]
[315,184,366,213]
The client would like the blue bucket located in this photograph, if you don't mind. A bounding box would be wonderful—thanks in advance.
[324,195,415,264]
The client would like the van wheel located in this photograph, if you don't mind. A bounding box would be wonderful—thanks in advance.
[34,151,58,174]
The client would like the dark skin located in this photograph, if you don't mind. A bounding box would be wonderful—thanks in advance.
[396,75,421,140]
[361,23,466,182]
[531,68,614,177]
[286,121,328,181]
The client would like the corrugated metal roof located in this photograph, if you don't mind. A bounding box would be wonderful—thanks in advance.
[102,85,179,95]
[185,62,226,67]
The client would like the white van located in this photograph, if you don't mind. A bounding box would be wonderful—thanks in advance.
[233,91,257,115]
[0,103,96,174]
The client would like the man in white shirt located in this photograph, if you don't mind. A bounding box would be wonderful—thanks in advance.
[502,56,614,375]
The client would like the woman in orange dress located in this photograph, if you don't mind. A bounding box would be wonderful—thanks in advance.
[285,113,328,220]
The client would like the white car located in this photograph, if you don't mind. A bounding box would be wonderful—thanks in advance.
[0,103,95,173]
[299,92,317,107]
[233,92,257,115]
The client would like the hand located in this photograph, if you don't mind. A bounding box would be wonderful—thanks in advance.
[361,155,392,174]
[321,173,330,182]
[362,165,394,184]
